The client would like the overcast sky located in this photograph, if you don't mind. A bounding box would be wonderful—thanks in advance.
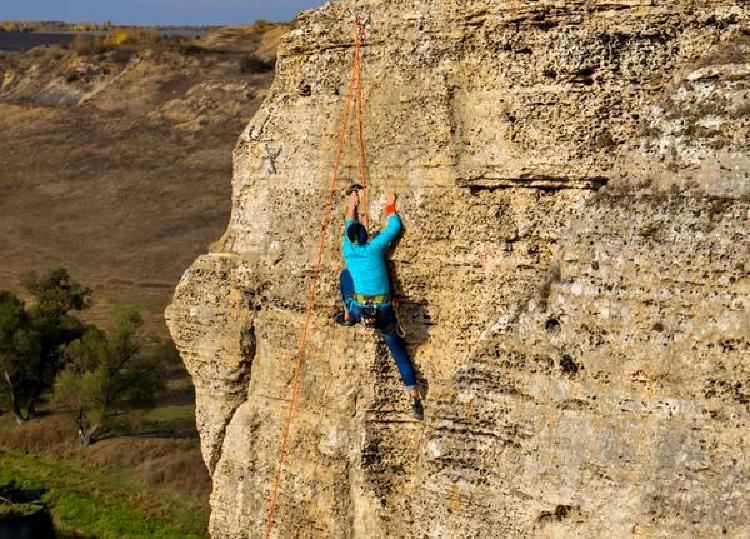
[2,0,329,26]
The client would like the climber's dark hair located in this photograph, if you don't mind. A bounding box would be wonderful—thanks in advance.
[347,222,368,245]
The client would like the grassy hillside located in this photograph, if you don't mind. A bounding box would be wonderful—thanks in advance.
[0,22,286,335]
[0,428,210,538]
[0,23,287,535]
[0,361,210,537]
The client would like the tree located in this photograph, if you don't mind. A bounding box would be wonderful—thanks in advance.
[0,269,90,423]
[23,268,90,419]
[54,308,164,446]
[0,292,41,424]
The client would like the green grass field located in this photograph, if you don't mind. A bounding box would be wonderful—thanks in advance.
[0,369,210,539]
[0,444,209,538]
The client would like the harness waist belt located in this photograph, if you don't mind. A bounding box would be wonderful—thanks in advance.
[354,293,391,306]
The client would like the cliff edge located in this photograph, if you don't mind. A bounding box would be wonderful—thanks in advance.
[166,1,750,537]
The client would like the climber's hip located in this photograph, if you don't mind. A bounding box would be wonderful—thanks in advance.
[339,269,398,335]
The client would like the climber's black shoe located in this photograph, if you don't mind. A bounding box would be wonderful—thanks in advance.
[411,398,424,421]
[333,312,354,327]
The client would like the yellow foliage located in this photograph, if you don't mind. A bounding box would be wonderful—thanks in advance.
[103,29,159,47]
[106,30,132,46]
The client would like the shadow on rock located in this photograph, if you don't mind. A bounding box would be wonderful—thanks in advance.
[388,256,433,400]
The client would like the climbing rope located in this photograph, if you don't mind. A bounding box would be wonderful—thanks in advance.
[263,19,370,539]
[353,19,369,230]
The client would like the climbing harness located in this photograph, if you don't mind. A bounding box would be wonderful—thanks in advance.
[263,18,371,539]
[396,309,407,338]
[390,298,407,338]
[353,293,390,306]
[361,304,379,331]
[355,294,389,333]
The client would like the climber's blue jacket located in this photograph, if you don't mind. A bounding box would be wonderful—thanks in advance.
[342,214,402,298]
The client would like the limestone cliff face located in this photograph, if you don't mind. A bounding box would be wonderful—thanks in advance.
[165,1,750,537]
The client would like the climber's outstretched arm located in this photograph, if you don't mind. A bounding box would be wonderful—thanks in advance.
[370,192,402,251]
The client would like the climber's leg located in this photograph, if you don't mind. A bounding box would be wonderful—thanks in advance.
[378,307,417,392]
[340,269,355,307]
[380,314,423,420]
[382,332,417,392]
[334,269,358,326]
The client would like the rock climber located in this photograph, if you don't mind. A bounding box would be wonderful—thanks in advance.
[334,188,424,420]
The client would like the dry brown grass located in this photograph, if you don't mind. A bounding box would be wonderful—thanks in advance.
[0,411,210,497]
[0,102,235,335]
[0,413,76,455]
[88,438,210,494]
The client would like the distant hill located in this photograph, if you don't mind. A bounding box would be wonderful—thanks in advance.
[0,22,287,334]
[0,32,77,51]
[0,21,233,52]
[0,20,219,32]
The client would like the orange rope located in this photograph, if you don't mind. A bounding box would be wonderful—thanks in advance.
[354,19,369,229]
[263,20,367,539]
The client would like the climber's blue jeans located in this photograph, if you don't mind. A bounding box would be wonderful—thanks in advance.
[339,269,417,390]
